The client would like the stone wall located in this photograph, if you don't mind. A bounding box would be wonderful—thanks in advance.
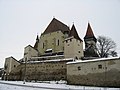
[8,60,72,81]
[25,61,67,81]
[67,58,120,87]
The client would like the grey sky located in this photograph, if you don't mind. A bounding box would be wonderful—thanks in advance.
[0,0,120,68]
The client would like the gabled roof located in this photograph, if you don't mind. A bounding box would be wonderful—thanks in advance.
[69,24,82,41]
[6,56,20,63]
[84,23,95,38]
[43,18,70,34]
[25,45,38,52]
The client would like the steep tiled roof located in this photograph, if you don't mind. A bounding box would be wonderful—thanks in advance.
[69,24,83,41]
[84,23,97,42]
[84,23,96,38]
[43,18,70,34]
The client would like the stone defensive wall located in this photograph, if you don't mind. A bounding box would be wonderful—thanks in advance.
[67,57,120,87]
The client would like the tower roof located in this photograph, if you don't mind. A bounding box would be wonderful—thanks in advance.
[69,24,82,41]
[43,18,70,34]
[84,23,97,42]
[84,23,96,38]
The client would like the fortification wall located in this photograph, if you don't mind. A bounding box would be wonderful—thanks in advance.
[67,57,120,87]
[8,60,71,81]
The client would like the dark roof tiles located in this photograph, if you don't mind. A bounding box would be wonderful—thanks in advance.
[84,23,95,38]
[70,24,83,41]
[43,18,70,34]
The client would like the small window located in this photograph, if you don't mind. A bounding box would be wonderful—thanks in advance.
[5,65,8,70]
[75,56,78,60]
[70,39,72,42]
[91,68,93,70]
[14,65,16,67]
[78,51,80,53]
[78,66,81,70]
[58,40,59,46]
[67,44,70,46]
[43,43,44,48]
[98,64,102,69]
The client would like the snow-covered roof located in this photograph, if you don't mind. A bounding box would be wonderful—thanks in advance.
[30,55,64,59]
[67,57,120,65]
[27,58,73,63]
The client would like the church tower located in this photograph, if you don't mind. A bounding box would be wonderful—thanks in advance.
[64,24,83,59]
[84,23,98,57]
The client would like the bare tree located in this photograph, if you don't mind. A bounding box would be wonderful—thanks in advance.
[97,36,117,58]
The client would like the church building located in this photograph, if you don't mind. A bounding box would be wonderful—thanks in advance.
[3,18,98,81]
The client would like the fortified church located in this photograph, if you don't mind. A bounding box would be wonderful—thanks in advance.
[3,18,98,81]
[3,18,120,87]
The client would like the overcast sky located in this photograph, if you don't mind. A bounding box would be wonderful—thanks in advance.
[0,0,120,68]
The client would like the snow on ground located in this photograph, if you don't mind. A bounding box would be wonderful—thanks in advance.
[0,80,120,90]
[0,84,50,90]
